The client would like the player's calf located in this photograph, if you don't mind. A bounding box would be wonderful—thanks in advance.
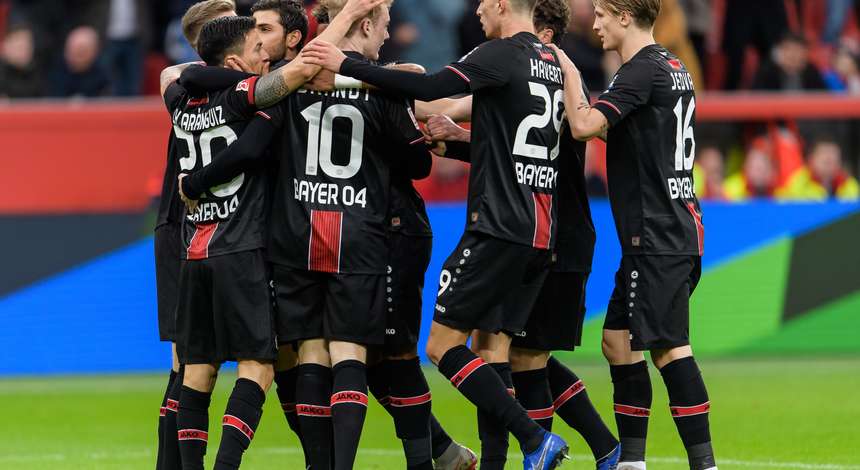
[178,363,219,470]
[213,359,273,470]
[329,341,370,470]
[296,339,333,470]
[273,346,306,462]
[653,348,716,470]
[510,349,554,433]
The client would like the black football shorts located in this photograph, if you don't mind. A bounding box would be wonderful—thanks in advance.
[155,224,182,342]
[433,231,551,335]
[604,255,702,351]
[384,233,433,351]
[510,271,589,351]
[175,249,277,364]
[272,264,386,346]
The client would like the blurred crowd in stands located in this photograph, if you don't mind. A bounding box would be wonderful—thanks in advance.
[1,0,858,201]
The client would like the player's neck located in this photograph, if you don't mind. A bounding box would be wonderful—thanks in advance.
[499,15,536,39]
[340,37,367,58]
[618,29,656,63]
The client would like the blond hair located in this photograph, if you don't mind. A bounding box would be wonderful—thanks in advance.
[182,0,237,50]
[315,0,393,31]
[594,0,661,28]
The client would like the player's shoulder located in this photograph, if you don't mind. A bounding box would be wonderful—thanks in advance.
[458,37,522,62]
[640,44,688,74]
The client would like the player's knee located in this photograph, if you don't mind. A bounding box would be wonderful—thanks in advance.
[602,336,621,363]
[384,344,418,361]
[275,344,298,372]
[509,347,549,372]
[425,341,445,365]
[238,360,275,392]
[183,364,218,392]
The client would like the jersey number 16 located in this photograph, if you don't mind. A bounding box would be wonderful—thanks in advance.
[673,96,696,172]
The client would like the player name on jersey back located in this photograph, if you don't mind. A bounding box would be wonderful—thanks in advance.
[172,106,227,132]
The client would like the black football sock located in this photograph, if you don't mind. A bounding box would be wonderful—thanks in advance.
[610,361,652,463]
[512,368,554,432]
[331,360,369,470]
[388,358,433,470]
[296,363,333,470]
[274,368,307,459]
[660,357,716,470]
[547,357,619,461]
[476,363,514,470]
[367,360,393,412]
[177,386,211,470]
[214,378,266,470]
[156,369,178,470]
[162,366,185,470]
[438,346,544,456]
[429,414,453,460]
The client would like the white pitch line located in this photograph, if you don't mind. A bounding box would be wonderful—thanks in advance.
[1,446,858,470]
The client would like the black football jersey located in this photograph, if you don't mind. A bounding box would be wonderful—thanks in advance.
[593,44,704,256]
[446,32,565,249]
[266,52,426,274]
[164,77,271,260]
[553,121,596,273]
[155,131,184,230]
[389,176,432,238]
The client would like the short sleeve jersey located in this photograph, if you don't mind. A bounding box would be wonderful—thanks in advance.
[593,44,704,256]
[164,77,272,259]
[446,32,565,250]
[266,52,426,274]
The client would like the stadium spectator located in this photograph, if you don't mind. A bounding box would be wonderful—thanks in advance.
[678,0,712,76]
[722,0,789,89]
[0,22,43,98]
[724,138,779,200]
[781,138,860,200]
[49,26,110,97]
[654,0,704,90]
[395,0,464,71]
[102,0,149,96]
[823,44,860,93]
[694,146,727,200]
[752,32,827,91]
[560,0,609,92]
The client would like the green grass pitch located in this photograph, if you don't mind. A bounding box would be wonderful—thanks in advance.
[1,357,858,469]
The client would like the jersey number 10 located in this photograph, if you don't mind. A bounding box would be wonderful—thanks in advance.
[673,96,696,172]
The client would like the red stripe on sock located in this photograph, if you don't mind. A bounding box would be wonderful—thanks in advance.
[670,402,710,417]
[223,414,255,441]
[507,387,516,397]
[296,404,332,417]
[389,392,431,407]
[552,380,585,410]
[331,391,369,407]
[166,399,179,413]
[614,404,651,417]
[527,407,554,420]
[159,407,167,417]
[376,395,391,406]
[177,429,208,442]
[281,402,296,413]
[450,358,485,388]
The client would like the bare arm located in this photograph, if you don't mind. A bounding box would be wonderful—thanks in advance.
[254,0,386,107]
[548,44,607,141]
[415,96,472,122]
[160,62,200,97]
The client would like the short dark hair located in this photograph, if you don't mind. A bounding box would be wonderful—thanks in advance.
[534,0,570,46]
[251,0,309,49]
[197,16,257,66]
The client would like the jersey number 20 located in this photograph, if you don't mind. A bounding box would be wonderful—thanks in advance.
[174,125,244,197]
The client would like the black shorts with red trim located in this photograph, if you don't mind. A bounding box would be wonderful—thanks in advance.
[604,255,702,351]
[510,271,589,351]
[432,231,551,335]
[384,233,433,351]
[155,223,182,342]
[272,264,386,346]
[175,249,277,364]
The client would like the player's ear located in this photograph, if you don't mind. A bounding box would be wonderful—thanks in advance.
[224,55,243,71]
[360,17,373,37]
[286,30,303,50]
[619,10,632,28]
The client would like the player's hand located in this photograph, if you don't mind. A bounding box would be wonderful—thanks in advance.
[177,174,199,214]
[340,0,387,20]
[302,40,348,73]
[427,114,470,143]
[305,68,336,92]
[546,44,577,76]
[385,62,426,74]
[429,140,447,157]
